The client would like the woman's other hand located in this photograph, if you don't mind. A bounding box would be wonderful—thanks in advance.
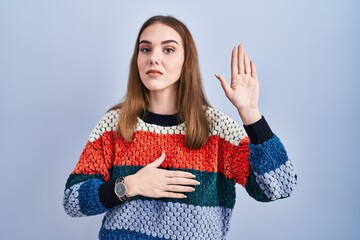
[215,43,262,125]
[124,152,200,199]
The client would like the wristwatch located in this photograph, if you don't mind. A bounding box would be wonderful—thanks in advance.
[114,177,130,202]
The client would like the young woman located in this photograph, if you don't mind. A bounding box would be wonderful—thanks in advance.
[64,15,297,240]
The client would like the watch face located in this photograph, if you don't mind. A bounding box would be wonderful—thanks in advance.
[115,182,126,198]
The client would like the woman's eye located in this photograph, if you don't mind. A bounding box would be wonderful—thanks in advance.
[140,47,151,53]
[164,47,174,54]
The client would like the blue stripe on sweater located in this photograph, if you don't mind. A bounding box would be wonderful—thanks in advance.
[78,178,107,216]
[98,200,230,240]
[249,134,288,175]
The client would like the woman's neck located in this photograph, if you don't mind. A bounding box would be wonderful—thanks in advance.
[147,89,177,115]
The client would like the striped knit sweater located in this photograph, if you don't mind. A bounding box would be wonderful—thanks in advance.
[63,107,296,240]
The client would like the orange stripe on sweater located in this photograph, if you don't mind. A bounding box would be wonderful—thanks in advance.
[73,131,251,185]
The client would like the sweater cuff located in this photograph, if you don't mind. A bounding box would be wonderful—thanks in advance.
[98,180,122,209]
[243,116,273,144]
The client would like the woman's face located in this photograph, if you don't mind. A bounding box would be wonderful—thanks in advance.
[137,23,185,93]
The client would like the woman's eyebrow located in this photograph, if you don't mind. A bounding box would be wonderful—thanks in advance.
[161,40,179,45]
[139,40,179,45]
[139,40,151,45]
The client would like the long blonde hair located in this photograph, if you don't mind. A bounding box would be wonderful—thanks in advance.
[111,15,210,149]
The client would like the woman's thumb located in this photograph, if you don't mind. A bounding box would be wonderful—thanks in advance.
[148,151,166,168]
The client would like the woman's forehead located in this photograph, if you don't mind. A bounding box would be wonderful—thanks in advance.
[139,23,183,45]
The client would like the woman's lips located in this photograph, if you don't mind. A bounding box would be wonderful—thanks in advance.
[146,70,163,77]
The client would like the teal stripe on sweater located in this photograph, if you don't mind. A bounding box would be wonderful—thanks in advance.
[111,166,236,208]
[245,170,271,202]
[65,174,104,189]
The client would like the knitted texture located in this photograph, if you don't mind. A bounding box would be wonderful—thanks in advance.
[63,107,297,239]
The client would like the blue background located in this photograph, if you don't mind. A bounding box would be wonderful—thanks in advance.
[1,0,359,239]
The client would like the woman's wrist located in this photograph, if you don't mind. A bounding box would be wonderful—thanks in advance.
[237,107,262,125]
[123,175,138,198]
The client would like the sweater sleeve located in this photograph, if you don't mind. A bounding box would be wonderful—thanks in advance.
[63,111,119,217]
[242,117,297,202]
[215,110,297,202]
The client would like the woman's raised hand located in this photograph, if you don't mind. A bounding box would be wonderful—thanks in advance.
[215,44,262,125]
[124,152,200,199]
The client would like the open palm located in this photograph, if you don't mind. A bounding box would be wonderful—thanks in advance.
[216,44,261,124]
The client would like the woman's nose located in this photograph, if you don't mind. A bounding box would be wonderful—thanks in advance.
[149,51,161,65]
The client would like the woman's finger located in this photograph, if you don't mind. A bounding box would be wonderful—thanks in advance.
[215,74,233,96]
[166,177,200,186]
[164,169,196,179]
[161,192,187,199]
[238,43,245,74]
[244,53,251,75]
[250,60,258,79]
[165,185,196,193]
[231,46,237,78]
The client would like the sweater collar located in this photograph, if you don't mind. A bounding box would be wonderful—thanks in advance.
[140,110,181,127]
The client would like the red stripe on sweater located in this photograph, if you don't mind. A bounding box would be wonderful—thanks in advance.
[73,131,251,185]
